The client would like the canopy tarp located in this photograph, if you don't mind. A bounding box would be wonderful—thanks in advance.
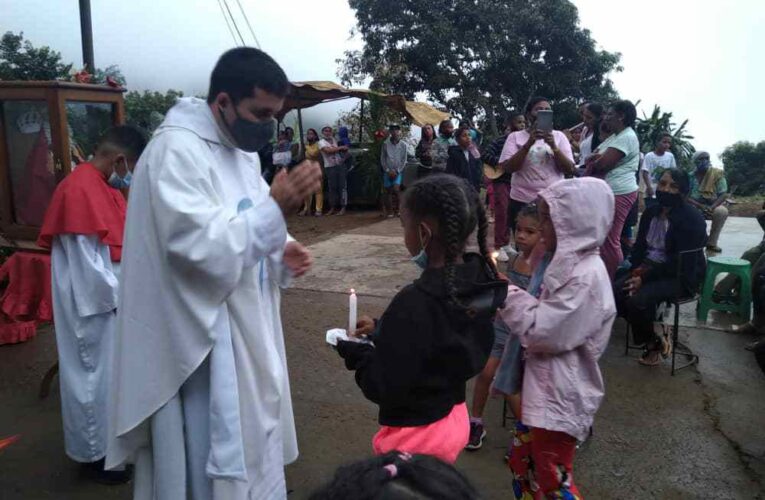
[279,81,449,127]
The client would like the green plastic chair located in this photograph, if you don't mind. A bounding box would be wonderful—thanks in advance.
[697,256,752,322]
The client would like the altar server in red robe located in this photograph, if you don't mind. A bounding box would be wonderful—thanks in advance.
[38,125,146,483]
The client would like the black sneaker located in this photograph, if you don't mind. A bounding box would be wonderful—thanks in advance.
[81,459,133,485]
[465,421,486,451]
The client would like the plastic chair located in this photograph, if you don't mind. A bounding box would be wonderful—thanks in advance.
[624,248,705,375]
[697,256,752,323]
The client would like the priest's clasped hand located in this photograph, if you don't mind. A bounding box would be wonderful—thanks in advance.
[270,160,322,213]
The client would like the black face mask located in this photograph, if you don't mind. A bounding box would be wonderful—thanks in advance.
[440,130,453,139]
[656,190,683,208]
[219,105,275,153]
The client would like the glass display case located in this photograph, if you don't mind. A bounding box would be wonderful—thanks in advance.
[0,81,124,245]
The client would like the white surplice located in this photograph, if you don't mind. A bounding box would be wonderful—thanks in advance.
[106,97,298,500]
[50,234,120,463]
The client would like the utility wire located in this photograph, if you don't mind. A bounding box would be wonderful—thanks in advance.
[221,0,246,46]
[234,0,261,49]
[215,0,239,46]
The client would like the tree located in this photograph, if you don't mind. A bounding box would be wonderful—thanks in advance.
[0,31,72,80]
[338,0,621,136]
[634,104,695,168]
[124,90,184,134]
[721,141,765,196]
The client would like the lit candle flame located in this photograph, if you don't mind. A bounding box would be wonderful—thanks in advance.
[350,288,355,294]
[490,251,499,264]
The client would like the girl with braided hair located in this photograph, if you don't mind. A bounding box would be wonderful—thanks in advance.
[336,174,507,464]
[309,451,481,500]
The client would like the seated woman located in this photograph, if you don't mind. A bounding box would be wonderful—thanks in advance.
[615,169,707,366]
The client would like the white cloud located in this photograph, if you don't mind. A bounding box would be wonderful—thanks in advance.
[575,0,765,160]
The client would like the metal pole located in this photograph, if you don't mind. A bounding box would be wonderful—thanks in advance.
[79,0,95,71]
[297,108,305,159]
[358,98,364,144]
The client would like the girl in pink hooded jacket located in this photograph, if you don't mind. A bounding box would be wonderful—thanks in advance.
[500,177,617,499]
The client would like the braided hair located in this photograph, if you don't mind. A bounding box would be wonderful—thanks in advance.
[403,175,499,309]
[308,451,482,500]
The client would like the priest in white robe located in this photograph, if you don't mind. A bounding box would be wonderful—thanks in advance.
[37,126,147,483]
[106,48,321,499]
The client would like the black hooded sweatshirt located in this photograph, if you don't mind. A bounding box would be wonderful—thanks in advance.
[337,253,508,427]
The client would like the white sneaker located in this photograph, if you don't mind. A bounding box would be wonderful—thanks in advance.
[496,248,510,262]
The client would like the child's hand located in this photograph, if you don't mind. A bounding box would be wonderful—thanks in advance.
[353,316,375,337]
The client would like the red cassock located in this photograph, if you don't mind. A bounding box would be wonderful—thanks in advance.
[37,163,126,262]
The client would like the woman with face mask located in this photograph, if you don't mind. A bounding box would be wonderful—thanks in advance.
[614,169,707,366]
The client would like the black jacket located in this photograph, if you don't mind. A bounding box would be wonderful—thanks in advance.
[337,254,508,427]
[446,146,482,190]
[630,201,707,294]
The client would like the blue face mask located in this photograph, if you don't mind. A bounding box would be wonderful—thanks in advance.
[694,157,711,174]
[410,225,431,270]
[108,158,132,189]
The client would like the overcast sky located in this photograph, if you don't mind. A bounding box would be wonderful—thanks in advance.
[2,0,763,160]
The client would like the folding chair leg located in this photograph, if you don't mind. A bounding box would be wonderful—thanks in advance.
[671,303,699,375]
[502,398,507,428]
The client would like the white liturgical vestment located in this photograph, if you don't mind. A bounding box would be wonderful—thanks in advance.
[106,97,298,500]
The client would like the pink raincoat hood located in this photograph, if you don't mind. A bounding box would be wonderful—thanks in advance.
[538,178,614,292]
[497,177,617,441]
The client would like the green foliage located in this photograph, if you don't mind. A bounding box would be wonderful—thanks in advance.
[355,95,389,201]
[338,0,621,135]
[0,31,72,80]
[634,105,695,169]
[124,90,184,134]
[721,141,765,196]
[92,65,126,86]
[335,99,410,145]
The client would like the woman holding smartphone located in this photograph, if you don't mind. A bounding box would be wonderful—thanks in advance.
[498,96,576,236]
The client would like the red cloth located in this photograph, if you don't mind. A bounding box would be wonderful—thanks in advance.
[37,163,126,262]
[0,252,51,345]
[0,252,52,323]
[0,317,37,345]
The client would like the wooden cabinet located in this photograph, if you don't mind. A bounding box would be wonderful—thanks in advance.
[0,81,124,245]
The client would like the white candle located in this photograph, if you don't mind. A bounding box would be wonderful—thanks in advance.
[349,288,357,336]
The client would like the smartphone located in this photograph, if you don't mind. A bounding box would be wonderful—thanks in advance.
[536,110,553,133]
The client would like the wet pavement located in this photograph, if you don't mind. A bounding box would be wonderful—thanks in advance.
[0,215,764,498]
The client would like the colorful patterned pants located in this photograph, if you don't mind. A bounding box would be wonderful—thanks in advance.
[508,423,582,499]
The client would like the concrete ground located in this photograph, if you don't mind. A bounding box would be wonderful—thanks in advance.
[1,214,764,499]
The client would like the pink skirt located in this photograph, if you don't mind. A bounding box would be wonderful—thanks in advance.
[372,403,469,464]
